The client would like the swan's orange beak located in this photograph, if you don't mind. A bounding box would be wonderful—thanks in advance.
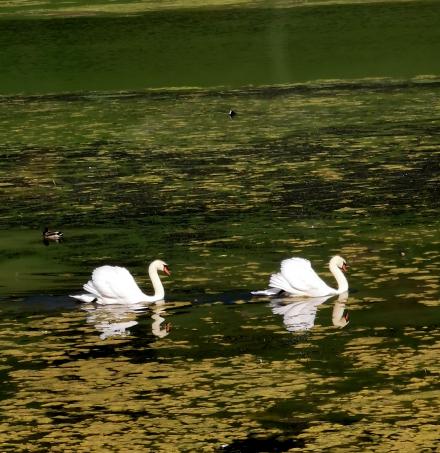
[163,265,171,276]
[342,263,348,272]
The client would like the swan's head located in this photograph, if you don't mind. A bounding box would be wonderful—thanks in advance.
[150,259,171,276]
[330,255,348,272]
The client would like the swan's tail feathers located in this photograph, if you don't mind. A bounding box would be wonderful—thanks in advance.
[69,293,97,303]
[252,272,295,296]
[70,280,100,303]
[251,287,282,296]
[269,272,294,294]
[83,280,99,296]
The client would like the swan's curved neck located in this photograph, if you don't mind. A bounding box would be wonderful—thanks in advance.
[148,263,165,300]
[329,262,349,295]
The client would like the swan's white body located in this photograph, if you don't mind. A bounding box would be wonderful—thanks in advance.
[70,259,170,305]
[252,255,348,298]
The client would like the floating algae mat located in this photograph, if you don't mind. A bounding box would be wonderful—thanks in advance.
[0,77,439,451]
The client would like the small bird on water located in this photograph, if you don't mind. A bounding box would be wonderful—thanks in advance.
[228,109,236,119]
[42,227,64,244]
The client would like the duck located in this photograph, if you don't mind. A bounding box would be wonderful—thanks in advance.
[70,259,171,305]
[252,255,349,298]
[42,227,63,242]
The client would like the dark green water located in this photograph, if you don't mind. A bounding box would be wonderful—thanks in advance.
[0,1,439,451]
[1,1,440,94]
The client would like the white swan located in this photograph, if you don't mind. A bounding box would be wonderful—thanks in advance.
[252,255,348,297]
[70,259,170,305]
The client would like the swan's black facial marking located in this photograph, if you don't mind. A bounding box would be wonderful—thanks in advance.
[163,264,171,276]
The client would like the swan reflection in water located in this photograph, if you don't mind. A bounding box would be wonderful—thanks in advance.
[270,292,349,332]
[82,300,171,340]
[151,300,172,338]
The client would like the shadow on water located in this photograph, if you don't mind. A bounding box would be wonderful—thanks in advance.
[219,432,305,452]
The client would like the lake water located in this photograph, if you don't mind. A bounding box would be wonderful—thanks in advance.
[1,1,439,451]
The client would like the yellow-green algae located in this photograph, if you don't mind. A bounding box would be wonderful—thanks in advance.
[0,301,439,451]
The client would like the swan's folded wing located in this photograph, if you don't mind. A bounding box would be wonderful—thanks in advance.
[280,258,334,297]
[90,266,145,302]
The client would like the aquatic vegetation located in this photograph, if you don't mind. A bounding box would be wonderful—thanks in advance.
[0,1,439,449]
[0,298,439,451]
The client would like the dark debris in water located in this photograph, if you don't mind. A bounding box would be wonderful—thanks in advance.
[220,434,304,453]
